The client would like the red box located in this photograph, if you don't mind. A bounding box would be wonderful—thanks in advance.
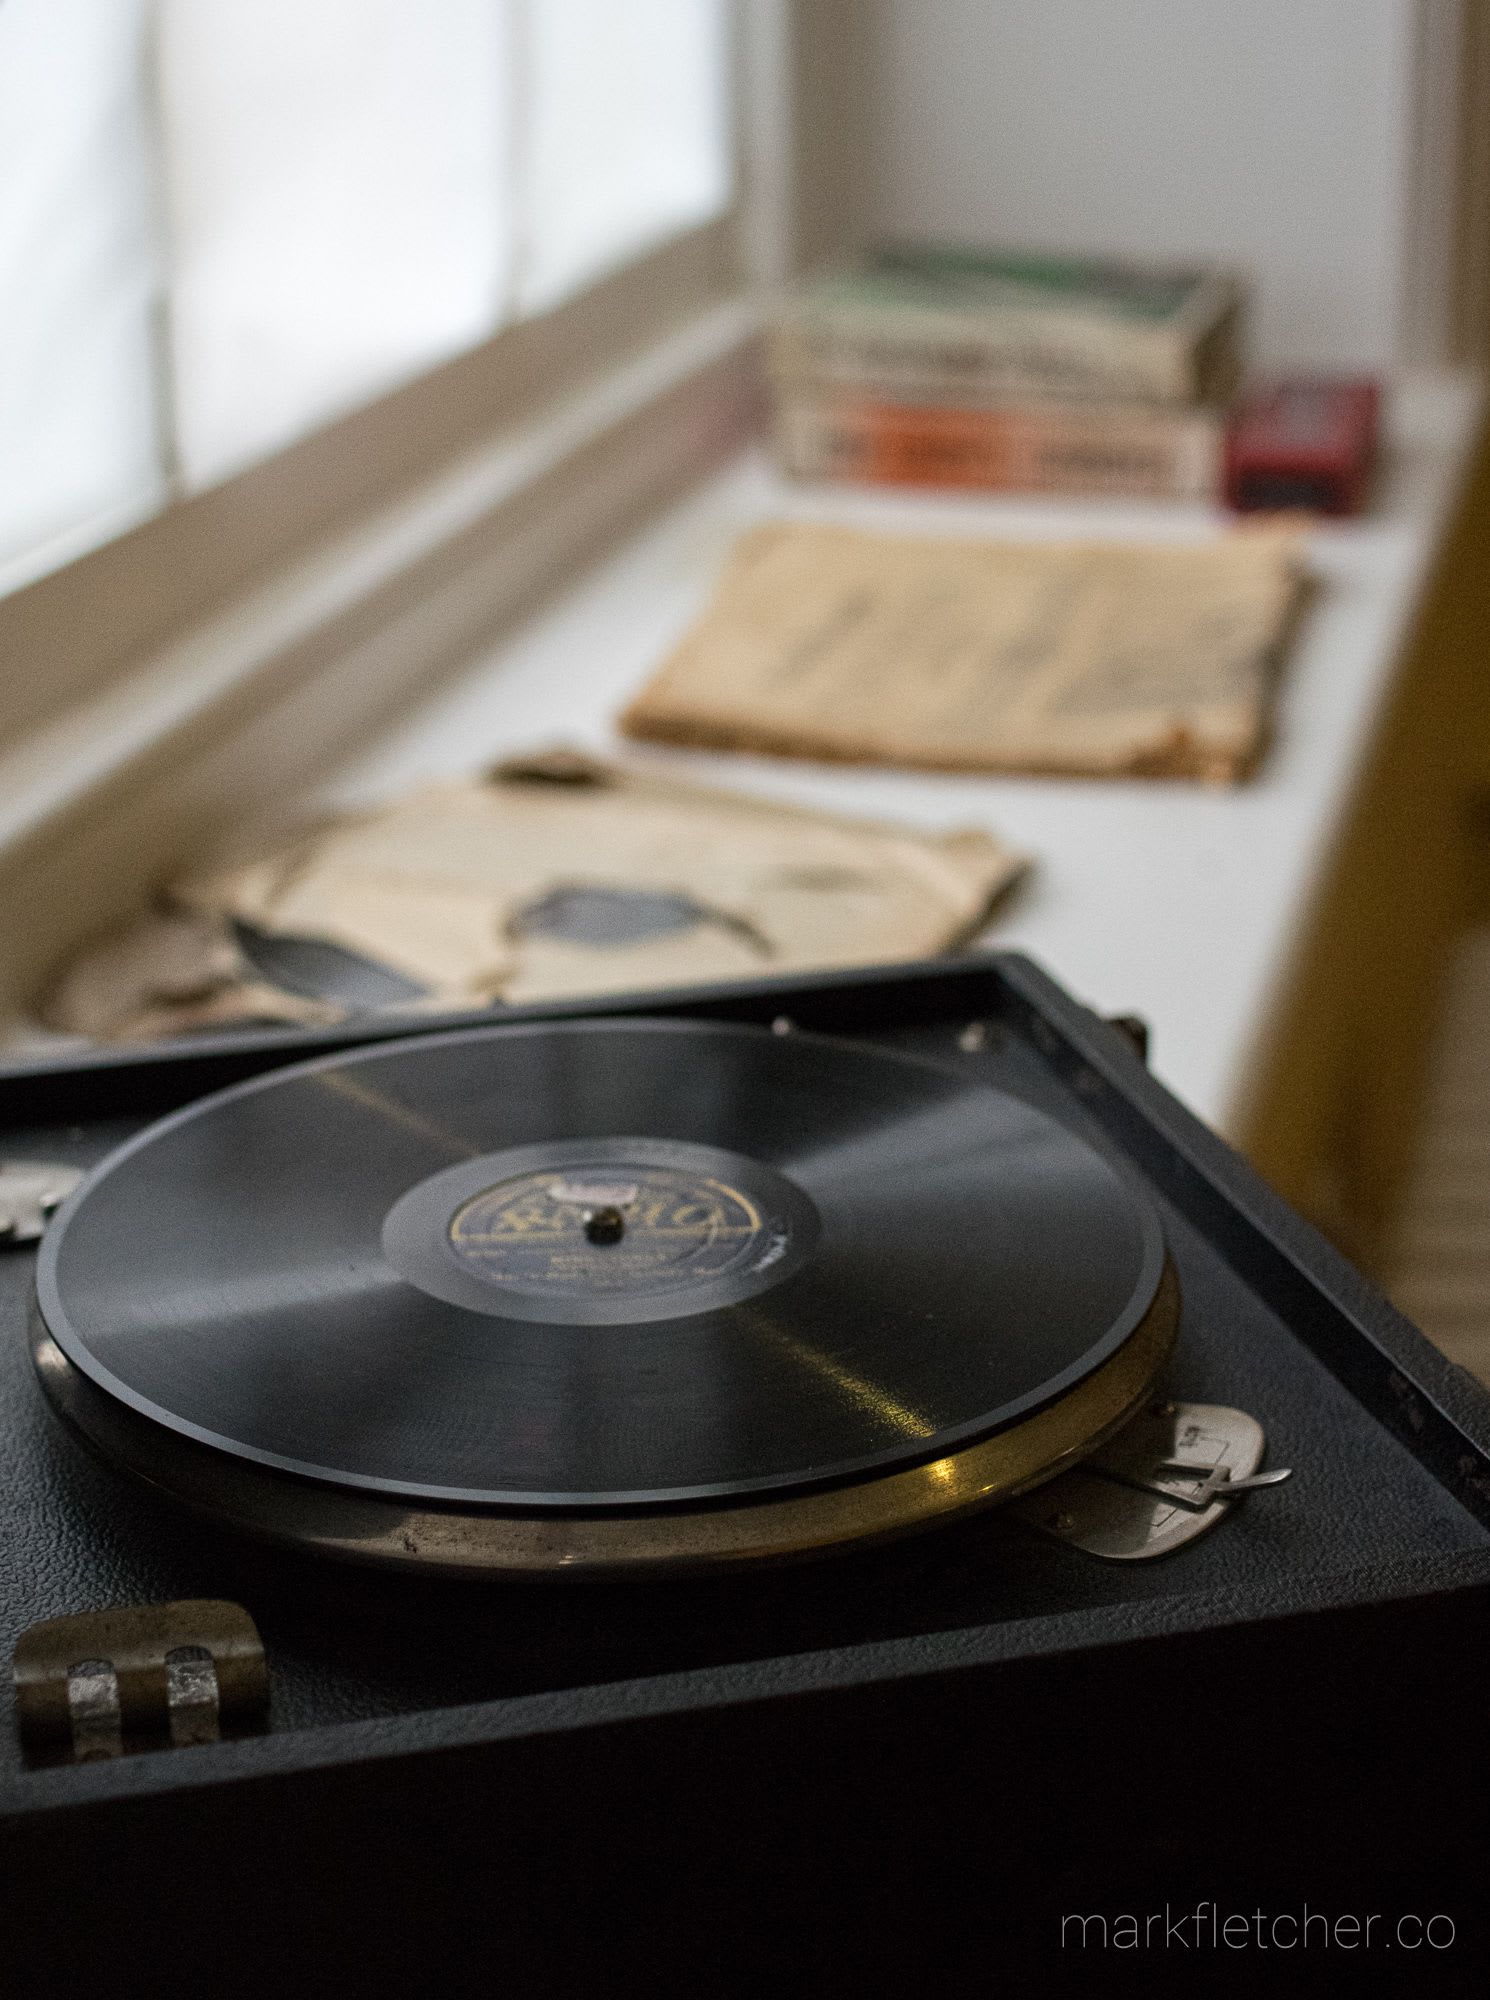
[1223,377,1381,516]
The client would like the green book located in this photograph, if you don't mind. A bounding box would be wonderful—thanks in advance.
[771,244,1247,406]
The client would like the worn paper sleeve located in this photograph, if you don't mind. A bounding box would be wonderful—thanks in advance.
[620,522,1306,782]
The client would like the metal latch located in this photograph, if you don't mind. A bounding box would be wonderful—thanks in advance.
[0,1161,83,1246]
[1010,1401,1293,1561]
[12,1600,267,1764]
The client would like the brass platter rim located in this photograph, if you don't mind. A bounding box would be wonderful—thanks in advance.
[30,1261,1179,1580]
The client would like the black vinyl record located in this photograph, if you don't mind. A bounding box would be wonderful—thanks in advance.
[35,1018,1166,1510]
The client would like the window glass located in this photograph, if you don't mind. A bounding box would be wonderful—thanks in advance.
[0,0,164,584]
[157,0,515,487]
[518,0,733,314]
[0,0,736,583]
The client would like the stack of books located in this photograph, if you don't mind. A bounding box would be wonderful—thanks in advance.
[768,246,1248,503]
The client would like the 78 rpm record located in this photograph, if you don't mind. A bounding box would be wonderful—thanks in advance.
[31,1018,1178,1575]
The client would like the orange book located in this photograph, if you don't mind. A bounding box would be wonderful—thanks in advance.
[776,389,1222,500]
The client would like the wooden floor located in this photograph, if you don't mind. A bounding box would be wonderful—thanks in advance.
[1390,928,1490,1384]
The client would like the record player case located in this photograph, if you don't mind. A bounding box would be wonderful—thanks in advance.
[2,953,1488,1988]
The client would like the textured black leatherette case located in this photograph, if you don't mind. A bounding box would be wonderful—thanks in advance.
[2,954,1488,1991]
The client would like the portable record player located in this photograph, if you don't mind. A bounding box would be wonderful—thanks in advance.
[2,953,1489,1987]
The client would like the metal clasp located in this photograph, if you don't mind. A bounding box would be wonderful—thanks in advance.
[1011,1402,1293,1561]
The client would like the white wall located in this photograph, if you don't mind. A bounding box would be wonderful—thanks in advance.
[862,0,1425,370]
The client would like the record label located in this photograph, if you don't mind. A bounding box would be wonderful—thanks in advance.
[382,1136,820,1326]
[446,1164,777,1298]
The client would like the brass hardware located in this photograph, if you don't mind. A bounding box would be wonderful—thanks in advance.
[13,1600,266,1764]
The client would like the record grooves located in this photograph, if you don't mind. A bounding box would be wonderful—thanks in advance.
[31,1018,1178,1574]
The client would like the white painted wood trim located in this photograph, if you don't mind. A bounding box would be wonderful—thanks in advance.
[735,0,795,288]
[1401,0,1467,364]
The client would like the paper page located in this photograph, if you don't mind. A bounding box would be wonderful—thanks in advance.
[621,522,1306,782]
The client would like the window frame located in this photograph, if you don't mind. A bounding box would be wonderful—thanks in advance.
[0,0,783,742]
[0,0,807,1026]
[1,215,742,739]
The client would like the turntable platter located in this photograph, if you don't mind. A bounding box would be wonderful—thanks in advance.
[32,1018,1177,1571]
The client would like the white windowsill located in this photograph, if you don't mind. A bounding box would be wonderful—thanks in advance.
[291,369,1485,1136]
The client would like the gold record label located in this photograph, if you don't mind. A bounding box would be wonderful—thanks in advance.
[447,1165,773,1297]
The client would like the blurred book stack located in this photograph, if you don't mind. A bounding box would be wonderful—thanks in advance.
[769,245,1247,502]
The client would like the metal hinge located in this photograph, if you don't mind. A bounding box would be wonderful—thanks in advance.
[12,1600,267,1765]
